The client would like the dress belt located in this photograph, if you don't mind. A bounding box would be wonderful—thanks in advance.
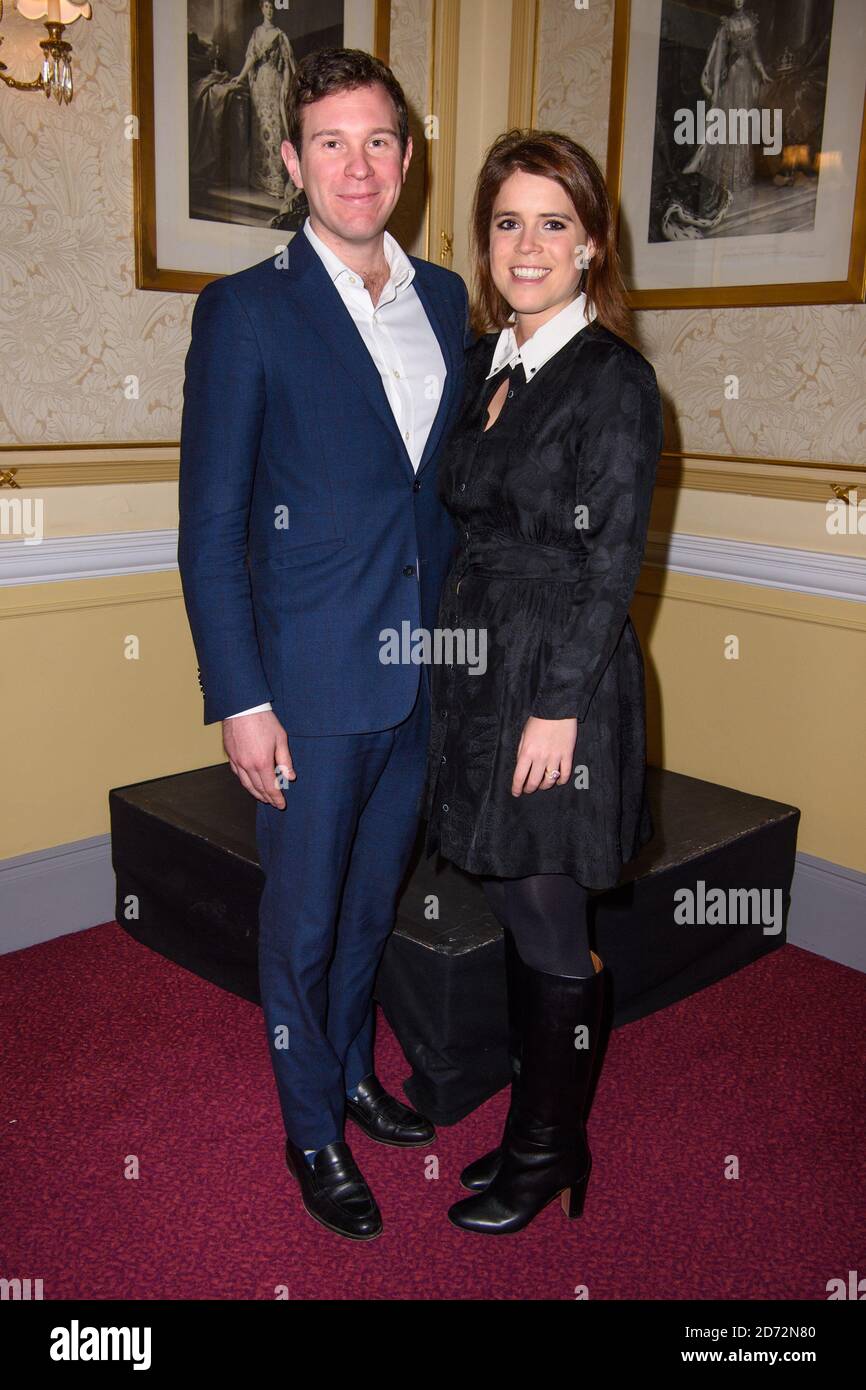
[457,534,589,582]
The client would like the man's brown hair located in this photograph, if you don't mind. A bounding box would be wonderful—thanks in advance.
[286,48,410,158]
[470,128,632,342]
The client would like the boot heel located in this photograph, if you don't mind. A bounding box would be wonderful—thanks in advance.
[561,1157,591,1220]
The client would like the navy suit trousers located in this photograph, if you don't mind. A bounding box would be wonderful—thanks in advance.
[255,670,431,1151]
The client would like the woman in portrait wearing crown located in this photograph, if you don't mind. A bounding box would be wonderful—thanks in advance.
[682,0,771,196]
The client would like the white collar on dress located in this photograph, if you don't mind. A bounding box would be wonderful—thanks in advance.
[486,291,595,380]
[303,216,415,295]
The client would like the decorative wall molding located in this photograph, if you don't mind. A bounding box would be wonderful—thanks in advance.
[0,528,178,587]
[658,453,866,504]
[425,0,461,267]
[2,440,863,500]
[0,442,179,488]
[508,0,539,127]
[1,528,864,621]
[0,572,180,620]
[644,532,866,604]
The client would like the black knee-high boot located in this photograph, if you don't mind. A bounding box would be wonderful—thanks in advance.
[448,951,606,1235]
[460,928,526,1191]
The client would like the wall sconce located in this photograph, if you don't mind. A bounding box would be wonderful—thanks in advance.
[0,0,92,105]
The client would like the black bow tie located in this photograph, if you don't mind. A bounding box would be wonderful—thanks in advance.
[492,357,526,389]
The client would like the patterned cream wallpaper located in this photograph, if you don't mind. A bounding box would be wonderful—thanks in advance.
[536,0,865,467]
[1,0,862,467]
[0,0,431,446]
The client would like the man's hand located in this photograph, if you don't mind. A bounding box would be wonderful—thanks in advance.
[223,710,295,808]
[511,716,578,797]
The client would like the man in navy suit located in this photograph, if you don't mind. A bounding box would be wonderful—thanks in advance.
[177,49,469,1240]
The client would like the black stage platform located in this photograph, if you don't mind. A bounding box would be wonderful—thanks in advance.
[110,765,799,1124]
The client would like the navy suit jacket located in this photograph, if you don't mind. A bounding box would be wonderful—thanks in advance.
[178,229,471,734]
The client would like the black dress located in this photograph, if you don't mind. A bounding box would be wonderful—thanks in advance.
[423,320,664,891]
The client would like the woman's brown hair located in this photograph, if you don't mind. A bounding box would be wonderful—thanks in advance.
[469,129,632,342]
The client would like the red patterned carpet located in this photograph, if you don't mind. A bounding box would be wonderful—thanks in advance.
[1,923,863,1300]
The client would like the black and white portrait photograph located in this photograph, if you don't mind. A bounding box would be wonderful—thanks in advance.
[131,0,391,287]
[649,0,833,244]
[609,0,866,305]
[188,0,346,233]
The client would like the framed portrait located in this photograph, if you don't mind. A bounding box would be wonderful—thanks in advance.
[131,0,392,292]
[606,0,866,308]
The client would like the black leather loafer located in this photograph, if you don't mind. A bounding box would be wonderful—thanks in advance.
[285,1137,382,1240]
[345,1073,435,1147]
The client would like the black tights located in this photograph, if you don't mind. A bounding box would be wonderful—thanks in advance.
[481,874,595,978]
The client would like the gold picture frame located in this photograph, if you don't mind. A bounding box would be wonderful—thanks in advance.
[605,0,866,309]
[131,0,392,293]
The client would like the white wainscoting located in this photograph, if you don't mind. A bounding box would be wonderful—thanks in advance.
[1,528,865,602]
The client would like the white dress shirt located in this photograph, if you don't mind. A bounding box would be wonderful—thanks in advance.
[486,290,595,382]
[226,217,447,721]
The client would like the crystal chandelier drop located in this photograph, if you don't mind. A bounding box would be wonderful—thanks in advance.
[0,0,92,106]
[40,29,72,103]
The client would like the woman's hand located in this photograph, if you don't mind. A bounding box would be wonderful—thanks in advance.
[511,716,577,796]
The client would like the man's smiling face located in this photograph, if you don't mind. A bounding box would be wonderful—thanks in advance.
[282,82,412,247]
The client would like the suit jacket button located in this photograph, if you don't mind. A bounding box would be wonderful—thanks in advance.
[413,479,421,492]
[403,565,416,577]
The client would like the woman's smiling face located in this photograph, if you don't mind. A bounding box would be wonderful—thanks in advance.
[489,170,595,332]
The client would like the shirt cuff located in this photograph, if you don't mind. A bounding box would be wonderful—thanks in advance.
[224,703,273,720]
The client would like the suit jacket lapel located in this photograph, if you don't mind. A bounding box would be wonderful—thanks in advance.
[280,230,457,484]
[280,230,411,474]
[409,262,458,478]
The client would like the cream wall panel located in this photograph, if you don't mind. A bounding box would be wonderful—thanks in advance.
[652,487,866,561]
[0,482,178,540]
[2,573,862,868]
[632,584,866,874]
[1,576,222,858]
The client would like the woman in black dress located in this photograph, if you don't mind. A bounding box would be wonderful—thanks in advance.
[424,130,664,1235]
